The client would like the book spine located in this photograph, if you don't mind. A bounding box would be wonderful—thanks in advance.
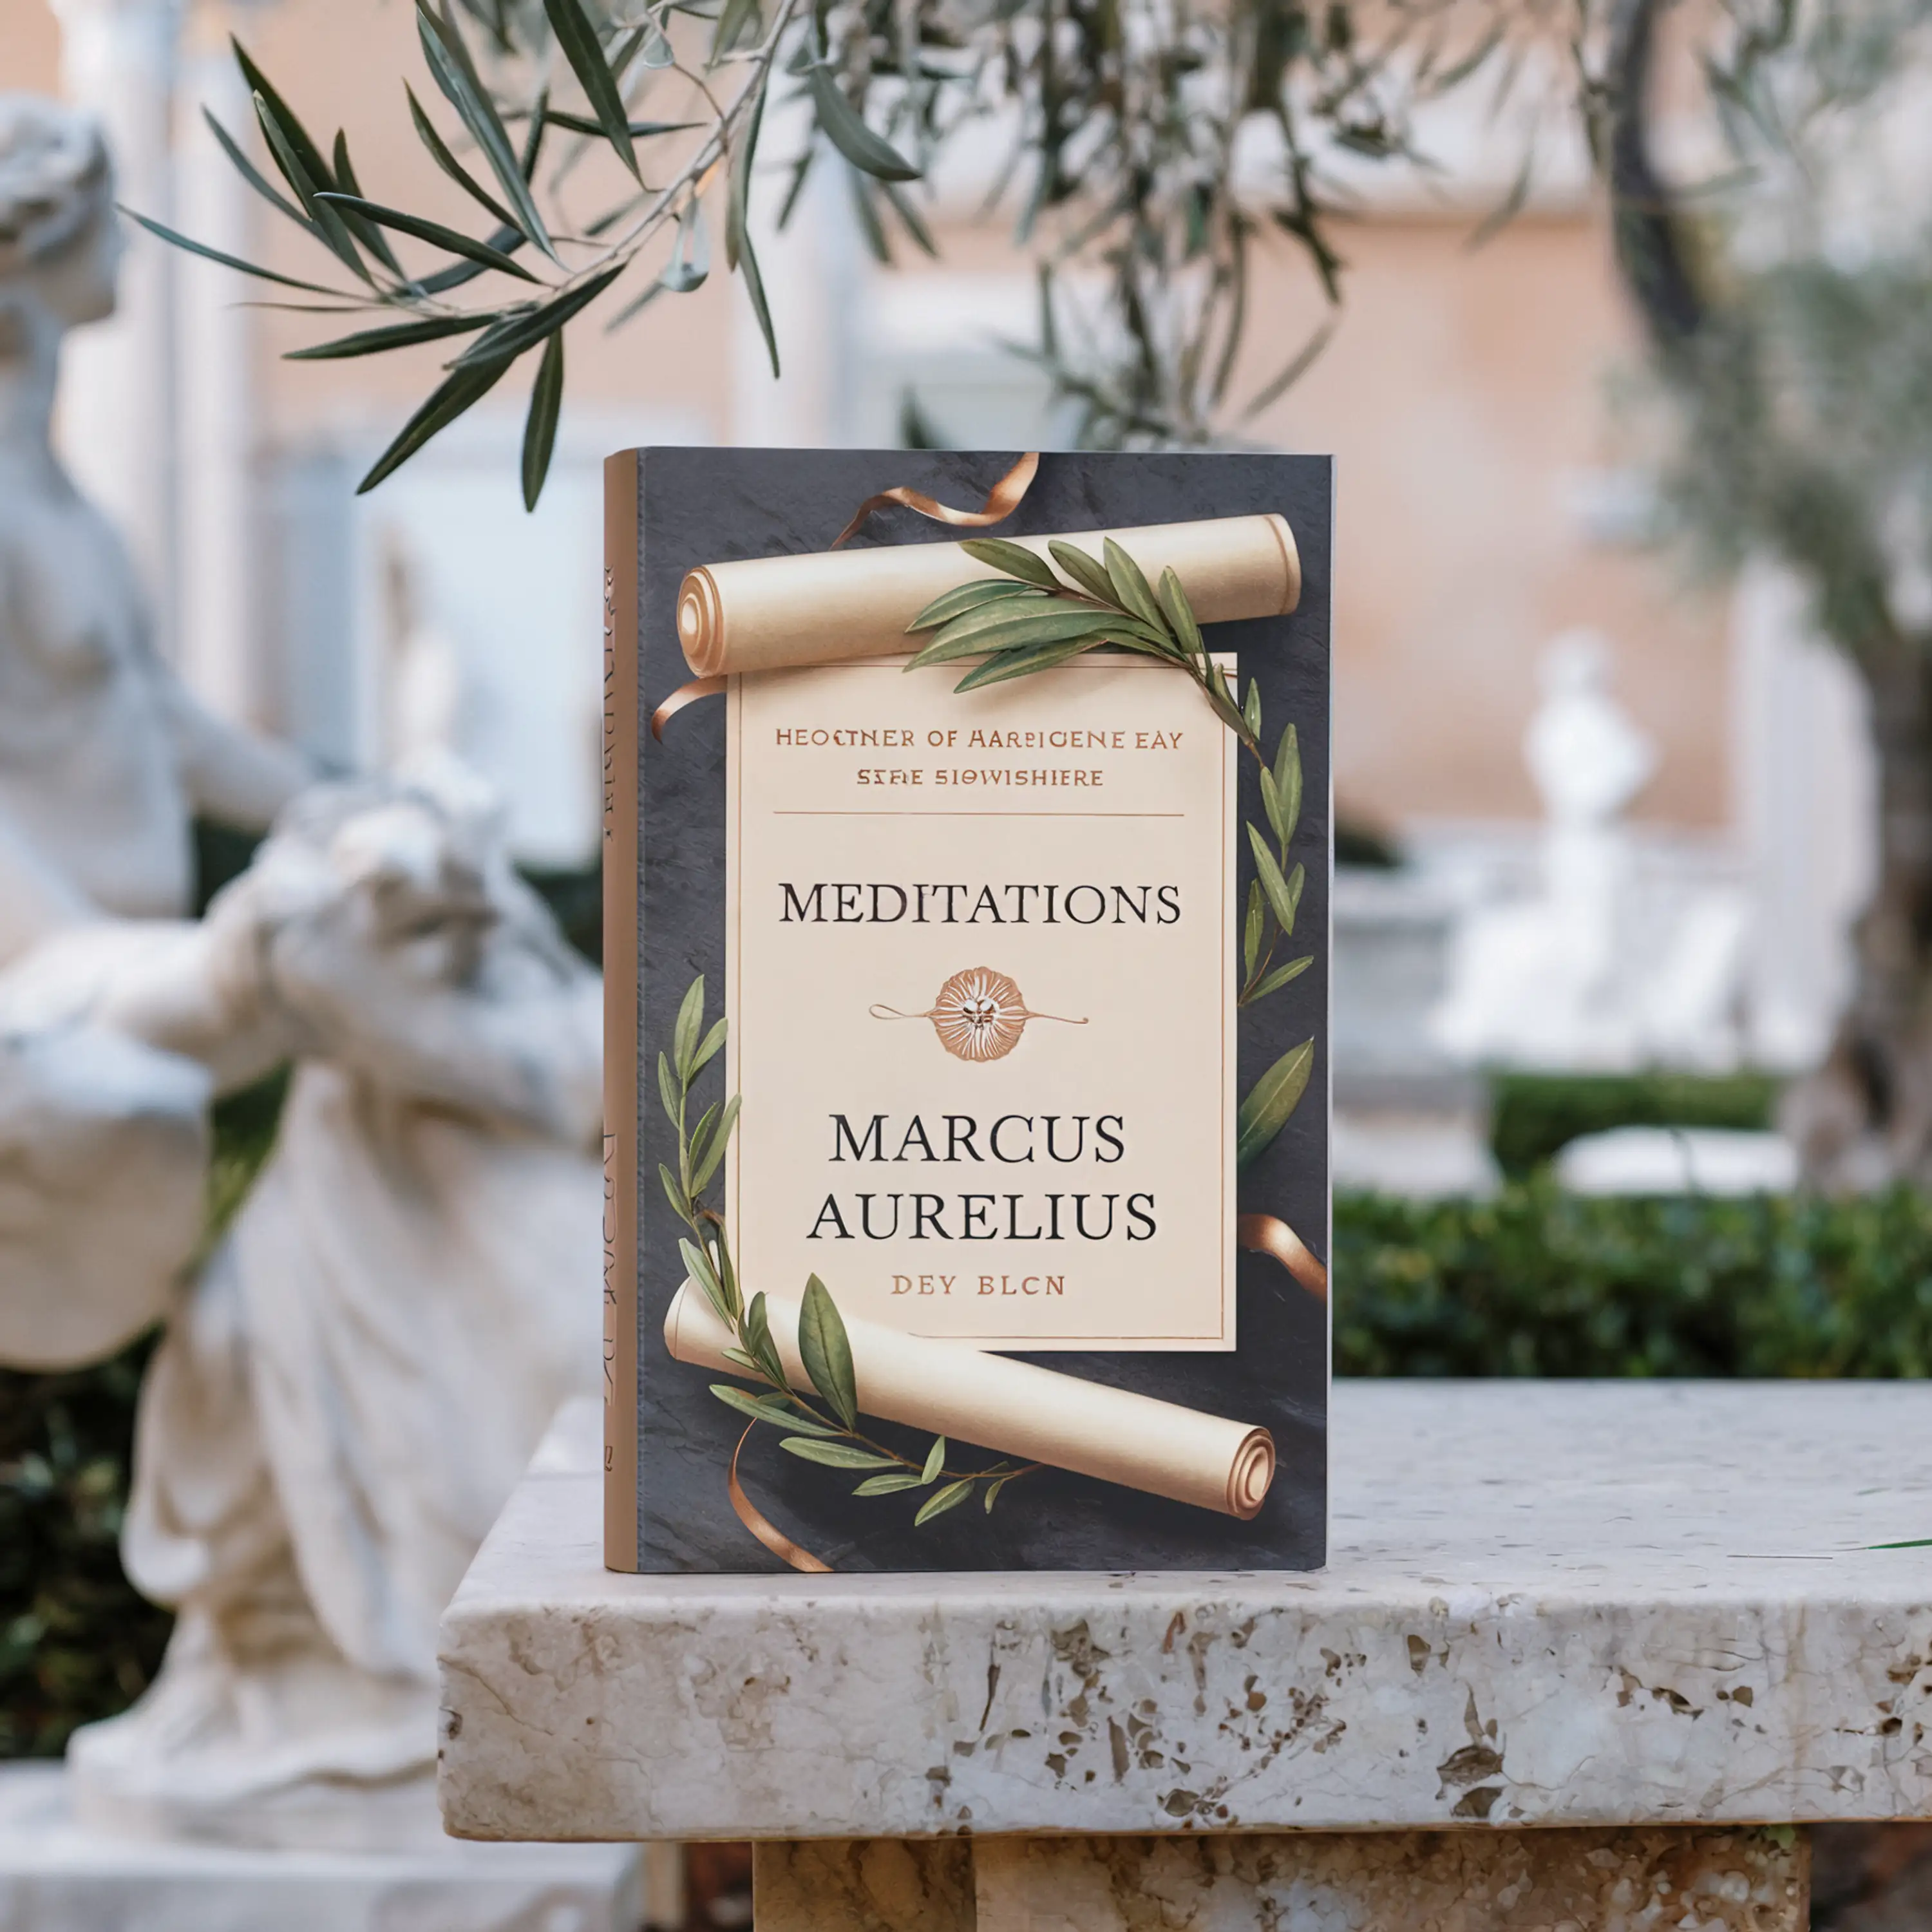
[601,451,641,1571]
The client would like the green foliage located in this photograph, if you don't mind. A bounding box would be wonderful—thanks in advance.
[1334,1181,1932,1379]
[141,0,1555,487]
[0,1342,171,1759]
[1489,1071,1781,1179]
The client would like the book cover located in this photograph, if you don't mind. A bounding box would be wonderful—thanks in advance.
[606,450,1331,1573]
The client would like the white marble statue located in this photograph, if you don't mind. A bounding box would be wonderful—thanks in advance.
[1435,632,1669,1068]
[0,773,603,1844]
[0,93,308,961]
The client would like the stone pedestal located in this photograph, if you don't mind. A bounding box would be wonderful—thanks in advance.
[0,1763,643,1932]
[752,1829,1809,1932]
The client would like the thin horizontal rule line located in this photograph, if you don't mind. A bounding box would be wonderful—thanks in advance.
[768,810,1189,819]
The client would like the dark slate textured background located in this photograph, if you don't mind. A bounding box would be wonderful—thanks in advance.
[626,448,1331,1573]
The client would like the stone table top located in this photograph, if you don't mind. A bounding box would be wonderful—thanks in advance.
[438,1382,1932,1843]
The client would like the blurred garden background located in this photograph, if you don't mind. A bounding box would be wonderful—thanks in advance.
[5,0,1932,1918]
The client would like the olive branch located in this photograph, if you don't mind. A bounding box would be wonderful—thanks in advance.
[658,976,1035,1527]
[905,536,1315,1167]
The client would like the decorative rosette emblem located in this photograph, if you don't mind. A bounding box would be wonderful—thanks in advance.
[871,967,1087,1063]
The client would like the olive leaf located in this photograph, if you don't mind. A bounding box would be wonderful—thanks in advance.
[1048,540,1117,603]
[914,1477,976,1524]
[1250,955,1314,1001]
[657,1050,681,1127]
[907,603,1122,669]
[680,1237,731,1323]
[690,1094,741,1195]
[357,354,516,494]
[287,312,494,360]
[658,1162,685,1219]
[690,1017,728,1075]
[202,106,316,236]
[542,0,642,182]
[449,263,627,368]
[1259,764,1288,848]
[672,976,706,1081]
[780,1438,898,1470]
[1247,822,1301,936]
[415,1,557,261]
[951,637,1104,691]
[958,537,1063,592]
[121,211,353,296]
[905,578,1042,634]
[740,1289,786,1387]
[1103,538,1166,632]
[252,95,372,284]
[314,192,541,281]
[920,1436,947,1484]
[710,1385,838,1434]
[798,1274,858,1429]
[806,64,921,182]
[853,1470,929,1495]
[1273,724,1302,840]
[521,331,564,511]
[1157,566,1205,656]
[1243,881,1264,984]
[1237,1039,1314,1168]
[726,73,779,379]
[406,82,520,233]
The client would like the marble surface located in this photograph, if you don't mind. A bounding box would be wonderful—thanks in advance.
[0,1763,640,1932]
[753,1830,1806,1932]
[439,1383,1932,1842]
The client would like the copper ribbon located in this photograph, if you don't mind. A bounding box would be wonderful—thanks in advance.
[649,451,1042,739]
[649,674,726,742]
[1239,1213,1329,1300]
[728,1424,834,1574]
[828,448,1039,549]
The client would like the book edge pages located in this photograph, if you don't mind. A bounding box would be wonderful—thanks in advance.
[601,448,641,1571]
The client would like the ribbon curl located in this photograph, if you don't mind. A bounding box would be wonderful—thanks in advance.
[829,449,1039,550]
[649,452,1041,739]
[729,1424,834,1574]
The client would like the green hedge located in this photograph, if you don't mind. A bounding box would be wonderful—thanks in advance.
[1334,1181,1932,1378]
[0,1341,169,1759]
[1488,1070,1781,1177]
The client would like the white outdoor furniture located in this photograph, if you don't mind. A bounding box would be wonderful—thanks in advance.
[437,1383,1932,1929]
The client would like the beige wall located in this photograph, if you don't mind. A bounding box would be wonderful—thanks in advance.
[0,1,61,92]
[1239,212,1729,830]
[5,0,1733,835]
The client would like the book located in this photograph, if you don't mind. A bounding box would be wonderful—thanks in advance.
[605,450,1331,1574]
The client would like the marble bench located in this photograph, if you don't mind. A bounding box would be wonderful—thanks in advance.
[437,1382,1932,1929]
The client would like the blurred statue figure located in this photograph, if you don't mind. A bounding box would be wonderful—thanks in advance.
[0,773,602,1844]
[1435,631,1664,1067]
[0,95,308,960]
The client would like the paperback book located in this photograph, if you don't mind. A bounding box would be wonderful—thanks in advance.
[604,448,1331,1573]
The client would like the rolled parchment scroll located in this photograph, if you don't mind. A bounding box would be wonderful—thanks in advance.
[664,1282,1276,1519]
[675,514,1300,678]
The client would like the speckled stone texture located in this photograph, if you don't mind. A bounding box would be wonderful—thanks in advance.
[439,1383,1932,1844]
[753,1830,1808,1931]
